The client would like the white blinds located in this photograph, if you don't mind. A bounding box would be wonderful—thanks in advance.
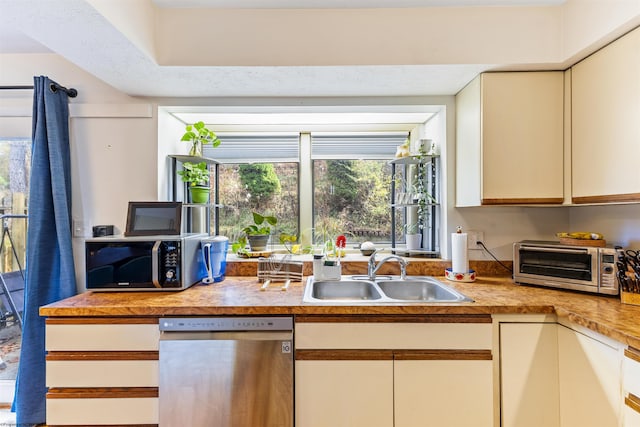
[311,132,409,160]
[203,133,300,163]
[202,131,410,162]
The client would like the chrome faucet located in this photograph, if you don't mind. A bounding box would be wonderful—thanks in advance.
[367,249,409,280]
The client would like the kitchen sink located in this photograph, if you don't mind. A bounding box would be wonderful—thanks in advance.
[310,280,383,301]
[377,279,471,302]
[303,276,473,304]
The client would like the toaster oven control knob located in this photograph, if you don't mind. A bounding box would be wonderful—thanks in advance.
[165,270,175,280]
[603,265,613,274]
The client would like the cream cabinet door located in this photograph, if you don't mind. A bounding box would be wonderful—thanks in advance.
[500,322,560,427]
[557,325,621,427]
[623,347,640,427]
[571,26,640,203]
[394,358,493,427]
[294,318,493,427]
[456,71,564,206]
[624,403,640,427]
[295,360,394,427]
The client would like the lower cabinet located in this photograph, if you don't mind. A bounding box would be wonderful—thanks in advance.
[294,316,495,427]
[499,318,623,427]
[394,356,493,427]
[623,347,640,427]
[45,318,160,426]
[295,359,394,427]
[500,322,560,427]
[557,324,621,427]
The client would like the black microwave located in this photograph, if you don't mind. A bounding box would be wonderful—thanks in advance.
[85,234,205,291]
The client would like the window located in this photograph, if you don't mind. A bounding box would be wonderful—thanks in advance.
[204,134,300,245]
[203,130,438,253]
[311,132,408,245]
[0,137,29,384]
[0,138,30,221]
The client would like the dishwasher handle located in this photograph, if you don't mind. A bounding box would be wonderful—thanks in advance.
[160,330,293,341]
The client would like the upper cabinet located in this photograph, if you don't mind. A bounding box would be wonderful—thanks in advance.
[571,27,640,204]
[456,71,564,206]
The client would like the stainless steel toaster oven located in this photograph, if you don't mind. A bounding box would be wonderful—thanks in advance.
[513,240,621,295]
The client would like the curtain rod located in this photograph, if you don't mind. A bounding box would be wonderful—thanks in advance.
[0,84,78,98]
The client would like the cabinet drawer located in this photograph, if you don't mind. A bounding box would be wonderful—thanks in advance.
[625,394,640,425]
[46,324,159,351]
[47,397,158,425]
[625,347,640,397]
[295,322,492,350]
[46,360,158,387]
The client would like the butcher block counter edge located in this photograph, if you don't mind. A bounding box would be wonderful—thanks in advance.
[39,275,640,349]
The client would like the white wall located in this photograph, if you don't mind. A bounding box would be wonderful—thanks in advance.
[561,0,640,65]
[157,108,187,201]
[0,53,157,289]
[570,204,640,249]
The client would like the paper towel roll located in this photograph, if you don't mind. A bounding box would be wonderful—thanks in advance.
[451,232,469,273]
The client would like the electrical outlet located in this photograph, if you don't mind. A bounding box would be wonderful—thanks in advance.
[467,230,484,250]
[73,219,90,238]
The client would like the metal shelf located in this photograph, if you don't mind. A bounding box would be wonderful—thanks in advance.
[389,154,439,165]
[168,155,220,235]
[390,155,440,257]
[390,247,441,258]
[168,154,220,165]
[391,203,440,208]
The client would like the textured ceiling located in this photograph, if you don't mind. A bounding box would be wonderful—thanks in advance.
[0,0,637,99]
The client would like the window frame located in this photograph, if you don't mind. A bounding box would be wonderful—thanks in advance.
[205,131,439,254]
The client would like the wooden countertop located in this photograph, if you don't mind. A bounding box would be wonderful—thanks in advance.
[40,274,640,349]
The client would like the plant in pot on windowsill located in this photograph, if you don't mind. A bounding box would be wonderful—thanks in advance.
[177,161,210,204]
[181,121,221,157]
[238,212,278,252]
[404,222,422,251]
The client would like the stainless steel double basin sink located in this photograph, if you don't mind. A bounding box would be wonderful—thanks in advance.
[302,275,473,304]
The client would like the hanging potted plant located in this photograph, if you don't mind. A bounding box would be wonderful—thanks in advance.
[177,161,210,203]
[181,121,221,157]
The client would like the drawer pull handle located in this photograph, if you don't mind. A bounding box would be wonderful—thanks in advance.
[626,393,640,415]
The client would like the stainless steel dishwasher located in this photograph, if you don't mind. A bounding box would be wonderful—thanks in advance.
[159,316,293,427]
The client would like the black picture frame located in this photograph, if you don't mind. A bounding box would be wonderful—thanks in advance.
[124,201,182,236]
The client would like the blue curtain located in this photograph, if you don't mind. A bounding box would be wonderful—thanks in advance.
[13,76,77,425]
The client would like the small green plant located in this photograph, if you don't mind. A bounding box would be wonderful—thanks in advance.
[403,222,420,235]
[177,162,209,186]
[231,236,248,254]
[231,212,278,254]
[242,212,277,235]
[279,233,313,255]
[181,121,221,156]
